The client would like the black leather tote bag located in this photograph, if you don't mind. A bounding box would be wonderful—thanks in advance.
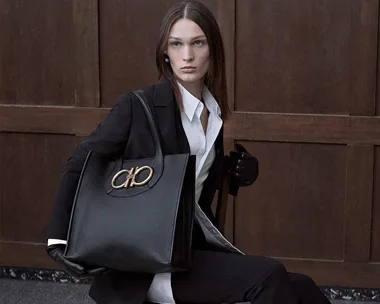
[64,90,195,273]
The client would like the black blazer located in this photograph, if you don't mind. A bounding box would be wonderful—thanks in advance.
[47,79,238,304]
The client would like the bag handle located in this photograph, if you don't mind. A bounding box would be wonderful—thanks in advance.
[131,90,164,187]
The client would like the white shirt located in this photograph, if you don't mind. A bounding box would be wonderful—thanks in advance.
[48,83,223,304]
[146,83,222,303]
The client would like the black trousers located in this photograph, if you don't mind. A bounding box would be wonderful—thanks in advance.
[171,250,331,304]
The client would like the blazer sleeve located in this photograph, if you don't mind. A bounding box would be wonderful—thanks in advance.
[219,155,240,197]
[229,178,239,196]
[47,93,133,241]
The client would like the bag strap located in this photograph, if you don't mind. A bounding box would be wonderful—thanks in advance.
[131,90,164,187]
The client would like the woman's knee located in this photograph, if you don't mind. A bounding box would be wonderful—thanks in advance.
[288,273,330,303]
[256,257,288,279]
[289,272,319,289]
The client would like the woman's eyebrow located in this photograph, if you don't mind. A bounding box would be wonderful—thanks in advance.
[168,35,206,40]
[192,35,206,40]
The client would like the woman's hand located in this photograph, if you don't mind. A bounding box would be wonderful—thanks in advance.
[227,143,259,186]
[47,244,108,277]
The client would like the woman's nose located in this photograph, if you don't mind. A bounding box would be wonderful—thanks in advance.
[183,46,194,62]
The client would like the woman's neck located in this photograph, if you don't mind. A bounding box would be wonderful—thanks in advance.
[178,80,204,101]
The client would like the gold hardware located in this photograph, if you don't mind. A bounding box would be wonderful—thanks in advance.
[111,166,154,189]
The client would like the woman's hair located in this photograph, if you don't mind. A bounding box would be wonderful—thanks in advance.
[156,0,230,119]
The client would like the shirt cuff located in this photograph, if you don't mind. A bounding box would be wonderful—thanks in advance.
[47,239,67,247]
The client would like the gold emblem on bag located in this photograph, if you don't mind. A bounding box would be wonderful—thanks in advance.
[111,166,154,189]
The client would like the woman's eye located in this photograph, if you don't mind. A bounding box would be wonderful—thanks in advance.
[170,41,182,47]
[193,40,205,47]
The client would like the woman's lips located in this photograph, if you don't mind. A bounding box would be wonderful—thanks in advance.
[181,67,196,73]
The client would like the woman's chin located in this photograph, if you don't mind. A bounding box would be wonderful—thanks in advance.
[177,74,204,84]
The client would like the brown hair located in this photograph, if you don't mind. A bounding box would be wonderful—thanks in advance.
[156,0,230,119]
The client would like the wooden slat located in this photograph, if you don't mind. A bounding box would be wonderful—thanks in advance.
[0,105,108,135]
[376,0,380,116]
[280,258,380,288]
[217,0,236,112]
[208,0,236,235]
[0,241,56,269]
[211,138,235,241]
[371,147,380,262]
[3,106,380,143]
[0,138,2,239]
[72,0,100,107]
[344,145,374,262]
[223,138,235,243]
[346,0,378,116]
[225,112,380,144]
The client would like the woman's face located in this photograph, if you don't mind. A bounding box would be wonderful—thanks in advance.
[166,18,210,86]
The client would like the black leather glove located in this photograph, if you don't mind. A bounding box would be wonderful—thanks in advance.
[227,143,259,186]
[47,244,107,277]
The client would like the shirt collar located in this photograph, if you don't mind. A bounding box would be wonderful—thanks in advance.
[178,82,221,121]
[202,86,222,117]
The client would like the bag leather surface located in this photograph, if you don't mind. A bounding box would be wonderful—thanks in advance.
[64,90,195,273]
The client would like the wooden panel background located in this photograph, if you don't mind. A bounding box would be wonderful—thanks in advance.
[0,0,99,107]
[235,0,378,115]
[234,142,347,260]
[372,146,380,262]
[1,0,380,288]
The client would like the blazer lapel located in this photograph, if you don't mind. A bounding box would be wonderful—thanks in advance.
[152,80,190,155]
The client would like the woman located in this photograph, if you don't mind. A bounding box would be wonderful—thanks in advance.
[47,1,331,303]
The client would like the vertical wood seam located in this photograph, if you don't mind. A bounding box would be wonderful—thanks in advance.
[231,0,237,244]
[74,0,100,107]
[369,146,377,261]
[375,0,380,115]
[96,0,102,108]
[344,145,374,262]
[232,0,236,112]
